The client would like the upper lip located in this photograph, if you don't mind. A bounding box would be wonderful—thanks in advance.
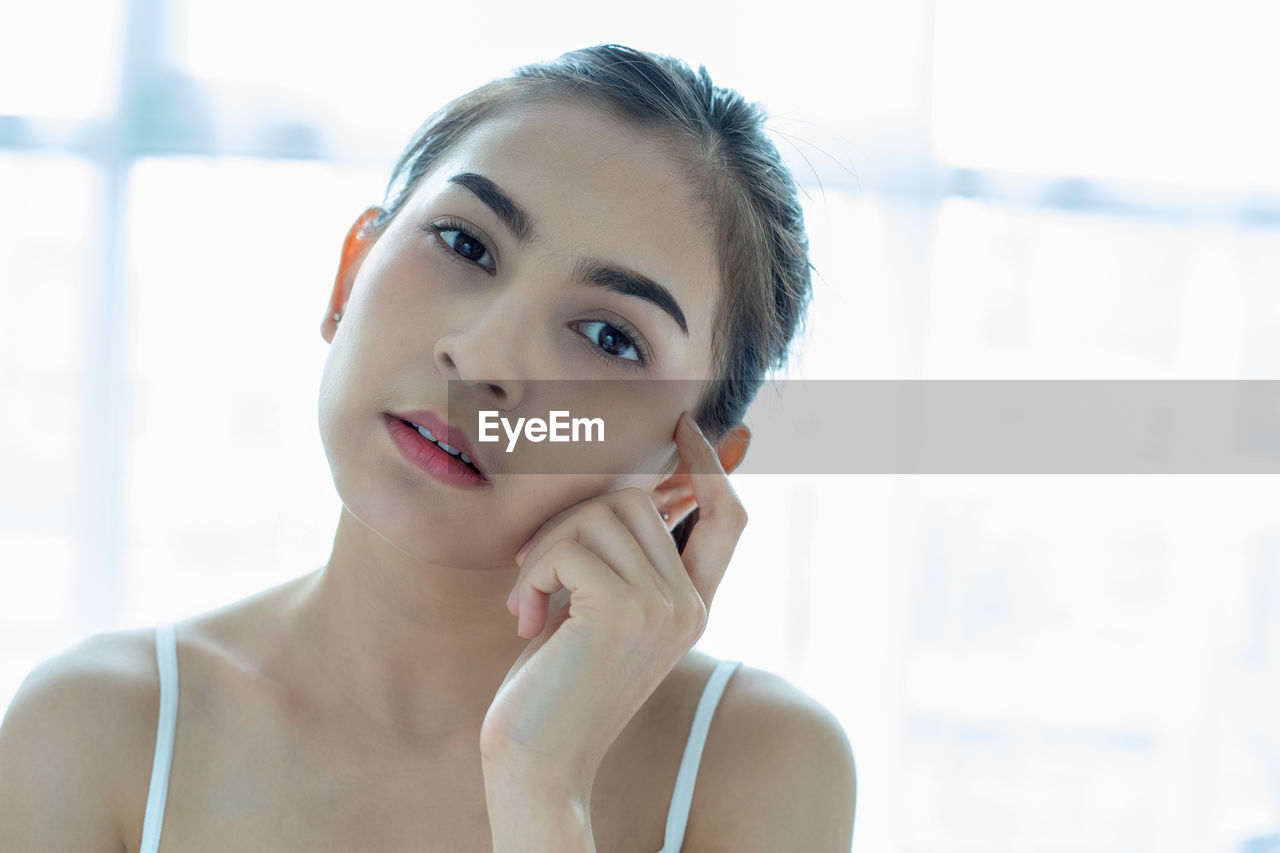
[391,410,488,478]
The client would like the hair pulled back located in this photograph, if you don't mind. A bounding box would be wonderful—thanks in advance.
[372,44,814,552]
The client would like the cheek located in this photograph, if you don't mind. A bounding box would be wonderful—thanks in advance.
[496,409,677,483]
[520,472,608,512]
[353,231,449,324]
[503,434,671,514]
[316,338,361,455]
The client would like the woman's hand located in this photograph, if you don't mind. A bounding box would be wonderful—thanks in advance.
[480,411,748,801]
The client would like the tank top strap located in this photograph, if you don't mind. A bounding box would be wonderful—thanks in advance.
[657,659,743,852]
[139,622,179,853]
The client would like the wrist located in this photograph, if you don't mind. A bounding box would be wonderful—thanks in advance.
[481,751,594,804]
[480,738,599,794]
[483,765,595,852]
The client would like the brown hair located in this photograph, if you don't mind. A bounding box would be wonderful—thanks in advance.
[371,44,813,553]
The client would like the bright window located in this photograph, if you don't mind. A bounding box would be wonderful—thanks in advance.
[3,4,1279,851]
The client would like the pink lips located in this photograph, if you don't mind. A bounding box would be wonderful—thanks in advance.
[390,409,485,475]
[385,412,488,488]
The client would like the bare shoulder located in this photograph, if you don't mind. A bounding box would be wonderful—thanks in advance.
[683,661,857,852]
[0,627,162,853]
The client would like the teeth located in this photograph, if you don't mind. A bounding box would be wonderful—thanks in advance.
[411,421,479,472]
[414,424,456,454]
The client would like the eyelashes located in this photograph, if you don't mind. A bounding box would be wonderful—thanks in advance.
[420,219,653,370]
[424,219,495,271]
[572,319,652,369]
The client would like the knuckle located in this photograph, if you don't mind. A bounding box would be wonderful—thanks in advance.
[655,596,678,625]
[541,538,576,562]
[660,588,702,639]
[686,594,708,637]
[619,487,649,504]
[581,502,617,526]
[618,487,656,515]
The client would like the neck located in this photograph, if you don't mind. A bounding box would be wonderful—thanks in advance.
[287,506,528,745]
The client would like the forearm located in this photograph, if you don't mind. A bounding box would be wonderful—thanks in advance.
[483,765,597,853]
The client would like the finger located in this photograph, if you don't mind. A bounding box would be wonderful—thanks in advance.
[512,507,655,638]
[590,488,685,590]
[510,503,582,611]
[515,539,630,638]
[513,579,574,641]
[674,411,749,607]
[516,489,685,607]
[514,498,583,566]
[511,474,667,570]
[514,576,549,639]
[515,502,659,589]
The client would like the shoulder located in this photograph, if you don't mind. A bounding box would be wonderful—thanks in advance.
[684,661,857,852]
[0,627,162,852]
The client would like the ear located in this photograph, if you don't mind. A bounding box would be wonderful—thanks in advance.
[651,422,751,528]
[321,206,385,343]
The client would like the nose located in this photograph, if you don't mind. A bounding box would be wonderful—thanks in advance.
[433,297,531,409]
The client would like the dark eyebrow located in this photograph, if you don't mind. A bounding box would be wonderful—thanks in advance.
[573,258,689,336]
[448,170,688,335]
[447,172,533,244]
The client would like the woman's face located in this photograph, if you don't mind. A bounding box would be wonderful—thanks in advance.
[317,97,722,568]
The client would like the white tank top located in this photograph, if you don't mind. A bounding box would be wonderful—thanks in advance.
[139,622,742,852]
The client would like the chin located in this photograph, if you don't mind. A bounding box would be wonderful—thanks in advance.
[321,430,504,570]
[344,487,512,569]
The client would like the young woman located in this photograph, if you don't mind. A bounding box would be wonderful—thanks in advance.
[0,45,856,851]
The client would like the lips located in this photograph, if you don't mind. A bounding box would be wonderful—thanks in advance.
[389,409,486,477]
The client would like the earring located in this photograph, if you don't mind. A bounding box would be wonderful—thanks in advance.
[333,311,342,323]
[662,513,669,521]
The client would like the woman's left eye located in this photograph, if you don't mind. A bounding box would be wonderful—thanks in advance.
[573,320,647,365]
[428,223,495,271]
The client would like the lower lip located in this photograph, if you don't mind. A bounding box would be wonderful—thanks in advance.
[385,414,488,488]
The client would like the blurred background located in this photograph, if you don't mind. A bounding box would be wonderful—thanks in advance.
[2,0,1279,849]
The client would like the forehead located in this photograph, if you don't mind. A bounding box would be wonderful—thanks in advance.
[410,99,721,361]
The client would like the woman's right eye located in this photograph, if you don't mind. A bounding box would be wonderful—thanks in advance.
[426,222,495,272]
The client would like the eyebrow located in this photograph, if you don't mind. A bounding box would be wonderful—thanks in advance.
[448,172,533,243]
[572,258,689,336]
[448,170,690,336]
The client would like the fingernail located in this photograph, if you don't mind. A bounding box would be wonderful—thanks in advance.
[506,586,517,612]
[684,412,705,437]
